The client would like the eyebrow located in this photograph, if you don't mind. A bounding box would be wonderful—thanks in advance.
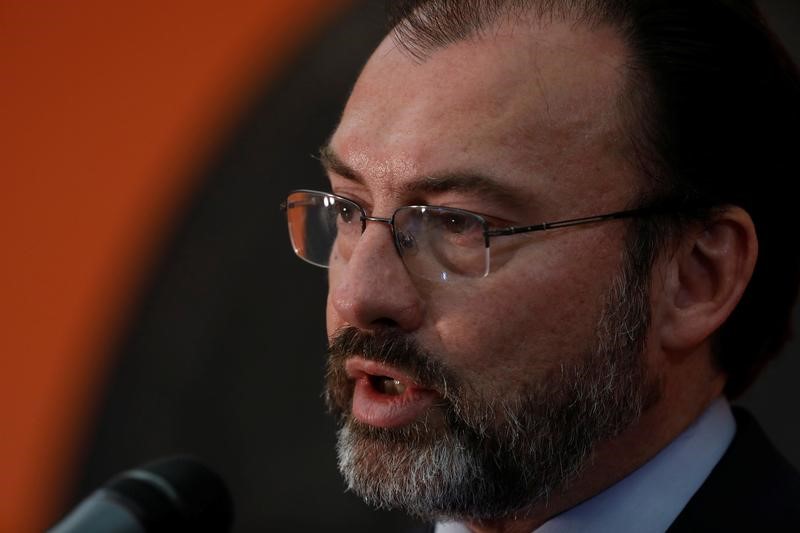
[318,144,532,211]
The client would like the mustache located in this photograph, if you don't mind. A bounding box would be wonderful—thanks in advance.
[325,326,460,400]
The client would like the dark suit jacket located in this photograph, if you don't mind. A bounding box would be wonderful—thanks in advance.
[667,407,800,532]
[410,408,800,533]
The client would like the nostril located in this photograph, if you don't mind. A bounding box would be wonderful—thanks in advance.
[372,317,399,328]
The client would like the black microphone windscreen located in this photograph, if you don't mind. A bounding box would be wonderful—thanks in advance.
[50,455,234,533]
[114,456,234,532]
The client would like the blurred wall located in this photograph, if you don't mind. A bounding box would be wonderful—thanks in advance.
[0,1,351,531]
[1,1,798,532]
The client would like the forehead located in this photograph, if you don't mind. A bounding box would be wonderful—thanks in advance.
[329,17,636,212]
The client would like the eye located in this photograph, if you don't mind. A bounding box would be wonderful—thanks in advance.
[335,202,355,223]
[440,212,470,234]
[427,209,484,247]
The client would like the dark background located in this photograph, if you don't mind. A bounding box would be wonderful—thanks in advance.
[70,1,800,531]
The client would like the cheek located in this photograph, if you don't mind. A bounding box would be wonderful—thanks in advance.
[427,233,622,387]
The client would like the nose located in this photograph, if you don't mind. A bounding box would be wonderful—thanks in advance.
[328,218,425,332]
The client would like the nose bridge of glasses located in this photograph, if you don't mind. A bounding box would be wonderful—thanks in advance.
[359,213,415,260]
[360,213,394,237]
[361,214,394,229]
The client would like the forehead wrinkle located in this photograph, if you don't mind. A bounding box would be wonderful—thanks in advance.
[320,143,419,193]
[322,143,535,211]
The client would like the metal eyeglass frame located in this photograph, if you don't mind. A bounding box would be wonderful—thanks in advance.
[282,189,687,278]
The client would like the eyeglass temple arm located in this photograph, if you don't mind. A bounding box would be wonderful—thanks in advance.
[484,207,653,237]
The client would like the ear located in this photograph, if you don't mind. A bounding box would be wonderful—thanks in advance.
[657,206,758,353]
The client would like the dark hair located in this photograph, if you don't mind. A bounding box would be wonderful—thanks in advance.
[386,0,800,398]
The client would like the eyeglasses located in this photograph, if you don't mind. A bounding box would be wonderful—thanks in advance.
[281,189,665,282]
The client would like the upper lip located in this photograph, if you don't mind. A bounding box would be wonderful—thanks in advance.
[345,357,429,389]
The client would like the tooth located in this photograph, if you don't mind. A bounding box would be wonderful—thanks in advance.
[383,379,406,395]
[369,375,408,395]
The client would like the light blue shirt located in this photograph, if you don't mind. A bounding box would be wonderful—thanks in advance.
[435,397,736,533]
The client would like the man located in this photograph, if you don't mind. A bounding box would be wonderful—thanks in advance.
[283,0,800,531]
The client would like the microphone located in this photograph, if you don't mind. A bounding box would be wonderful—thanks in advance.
[48,456,234,533]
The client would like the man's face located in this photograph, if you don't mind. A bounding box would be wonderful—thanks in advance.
[323,20,658,519]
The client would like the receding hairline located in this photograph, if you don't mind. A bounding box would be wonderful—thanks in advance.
[388,0,632,61]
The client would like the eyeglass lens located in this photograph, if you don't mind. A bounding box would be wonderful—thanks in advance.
[285,191,490,281]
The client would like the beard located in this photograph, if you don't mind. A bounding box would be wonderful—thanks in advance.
[324,251,662,522]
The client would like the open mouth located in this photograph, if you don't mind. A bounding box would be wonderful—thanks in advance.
[368,375,407,396]
[345,358,422,395]
[345,357,439,428]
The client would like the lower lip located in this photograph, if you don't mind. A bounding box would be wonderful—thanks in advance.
[351,377,439,428]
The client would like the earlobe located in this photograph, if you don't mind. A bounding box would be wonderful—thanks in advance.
[659,207,758,352]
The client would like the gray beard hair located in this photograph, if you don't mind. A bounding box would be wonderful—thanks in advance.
[331,250,660,522]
